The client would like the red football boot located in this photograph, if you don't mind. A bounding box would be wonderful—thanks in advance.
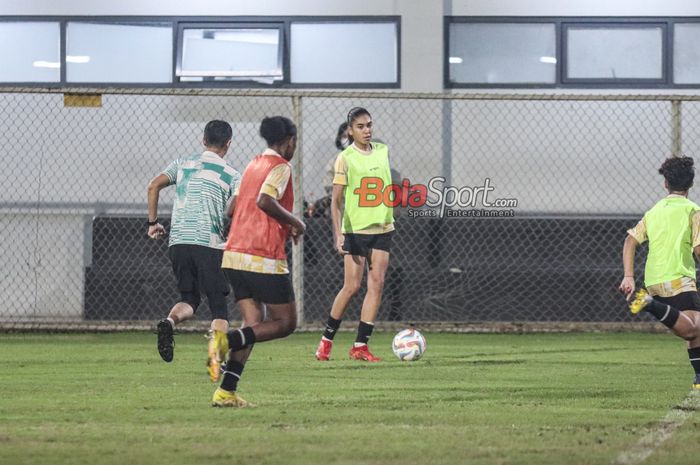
[349,344,381,362]
[315,337,333,361]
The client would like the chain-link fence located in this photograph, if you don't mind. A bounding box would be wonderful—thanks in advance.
[1,88,694,331]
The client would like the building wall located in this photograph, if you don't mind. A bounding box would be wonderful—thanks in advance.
[6,0,700,93]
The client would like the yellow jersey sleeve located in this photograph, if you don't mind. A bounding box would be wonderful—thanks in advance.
[691,211,700,249]
[260,164,291,200]
[332,153,348,186]
[627,218,647,244]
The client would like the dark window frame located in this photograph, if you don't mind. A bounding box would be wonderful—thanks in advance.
[287,19,401,88]
[175,21,285,83]
[445,16,700,89]
[64,20,175,85]
[445,18,558,88]
[561,21,667,85]
[670,21,700,87]
[0,15,401,89]
[0,18,63,85]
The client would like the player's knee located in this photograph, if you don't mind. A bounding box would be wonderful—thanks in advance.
[281,316,297,336]
[344,282,362,296]
[287,317,297,334]
[368,274,386,291]
[245,314,263,326]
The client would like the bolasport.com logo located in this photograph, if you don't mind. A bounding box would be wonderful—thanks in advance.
[353,176,518,218]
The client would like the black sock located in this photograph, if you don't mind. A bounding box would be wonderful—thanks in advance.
[646,299,681,329]
[355,321,375,345]
[227,326,256,351]
[322,316,342,340]
[688,348,700,380]
[221,359,246,392]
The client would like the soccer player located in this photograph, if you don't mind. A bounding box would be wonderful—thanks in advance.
[315,107,394,362]
[620,156,700,389]
[147,120,240,383]
[209,116,305,407]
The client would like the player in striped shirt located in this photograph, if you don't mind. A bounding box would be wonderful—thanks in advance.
[147,120,240,383]
[621,156,700,389]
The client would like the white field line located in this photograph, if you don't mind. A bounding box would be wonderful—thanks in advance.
[614,390,700,465]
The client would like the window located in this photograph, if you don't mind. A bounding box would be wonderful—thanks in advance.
[290,22,398,85]
[66,22,172,83]
[0,22,60,83]
[448,22,556,85]
[0,16,401,88]
[446,18,688,88]
[177,25,283,83]
[674,23,700,84]
[564,24,664,82]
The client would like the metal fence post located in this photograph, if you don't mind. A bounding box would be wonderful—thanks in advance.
[672,99,682,156]
[292,95,305,326]
[441,99,452,186]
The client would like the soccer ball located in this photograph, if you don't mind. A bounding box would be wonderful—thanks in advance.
[392,329,426,361]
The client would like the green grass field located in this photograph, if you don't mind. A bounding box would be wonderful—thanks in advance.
[0,331,698,465]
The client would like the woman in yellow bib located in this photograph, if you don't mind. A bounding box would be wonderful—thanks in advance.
[621,156,700,389]
[315,107,394,362]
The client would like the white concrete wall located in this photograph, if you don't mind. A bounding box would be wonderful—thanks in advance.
[0,214,86,318]
[9,0,700,18]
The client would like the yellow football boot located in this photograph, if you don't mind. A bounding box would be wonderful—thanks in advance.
[211,388,251,408]
[629,288,651,315]
[206,330,229,382]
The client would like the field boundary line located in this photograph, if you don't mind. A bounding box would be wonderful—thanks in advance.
[614,390,700,465]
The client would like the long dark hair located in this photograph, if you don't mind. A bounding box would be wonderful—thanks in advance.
[335,122,350,150]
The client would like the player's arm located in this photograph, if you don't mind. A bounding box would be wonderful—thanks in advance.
[330,154,348,255]
[226,173,241,218]
[619,234,639,299]
[619,218,646,300]
[226,195,237,218]
[692,211,700,261]
[256,163,305,243]
[331,183,347,255]
[257,194,305,241]
[146,173,170,239]
[221,195,237,240]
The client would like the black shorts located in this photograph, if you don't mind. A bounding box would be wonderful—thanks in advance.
[223,268,295,305]
[655,291,700,311]
[343,232,393,257]
[169,244,229,318]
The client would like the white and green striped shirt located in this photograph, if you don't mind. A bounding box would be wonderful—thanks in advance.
[162,151,241,249]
